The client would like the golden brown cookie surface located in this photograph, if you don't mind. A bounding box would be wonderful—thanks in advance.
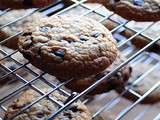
[18,16,118,80]
[4,89,91,120]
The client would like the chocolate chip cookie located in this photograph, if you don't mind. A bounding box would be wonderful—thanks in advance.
[116,63,160,104]
[87,0,160,21]
[0,9,44,49]
[4,89,91,120]
[18,15,118,80]
[63,54,132,95]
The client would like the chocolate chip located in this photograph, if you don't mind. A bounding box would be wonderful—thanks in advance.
[22,32,32,36]
[40,27,50,33]
[30,36,33,40]
[54,49,65,58]
[68,105,79,112]
[79,35,89,41]
[45,24,53,28]
[11,103,27,109]
[36,112,44,118]
[63,112,72,119]
[63,35,77,43]
[133,0,144,6]
[11,104,21,109]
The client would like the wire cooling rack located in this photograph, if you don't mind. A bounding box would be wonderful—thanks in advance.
[0,0,160,119]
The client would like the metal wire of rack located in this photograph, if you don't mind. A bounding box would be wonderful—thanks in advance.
[0,0,160,120]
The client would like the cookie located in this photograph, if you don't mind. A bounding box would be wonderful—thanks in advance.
[0,9,44,49]
[0,0,54,9]
[4,89,91,120]
[63,54,132,95]
[116,63,160,104]
[18,15,118,80]
[87,0,160,21]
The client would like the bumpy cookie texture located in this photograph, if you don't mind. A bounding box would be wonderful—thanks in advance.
[18,16,118,80]
[4,89,91,120]
[116,63,160,104]
[63,54,132,95]
[87,0,160,21]
[0,9,44,49]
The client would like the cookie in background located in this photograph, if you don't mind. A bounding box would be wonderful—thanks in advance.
[0,9,44,49]
[0,0,55,9]
[87,0,160,21]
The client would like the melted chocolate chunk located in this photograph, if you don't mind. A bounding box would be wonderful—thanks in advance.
[36,112,44,118]
[133,0,144,6]
[68,105,79,112]
[11,104,20,110]
[63,36,76,43]
[45,24,53,28]
[11,103,28,110]
[63,112,72,119]
[22,32,32,36]
[79,35,89,41]
[54,49,65,58]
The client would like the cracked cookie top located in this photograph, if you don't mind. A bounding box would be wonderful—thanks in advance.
[18,16,118,79]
